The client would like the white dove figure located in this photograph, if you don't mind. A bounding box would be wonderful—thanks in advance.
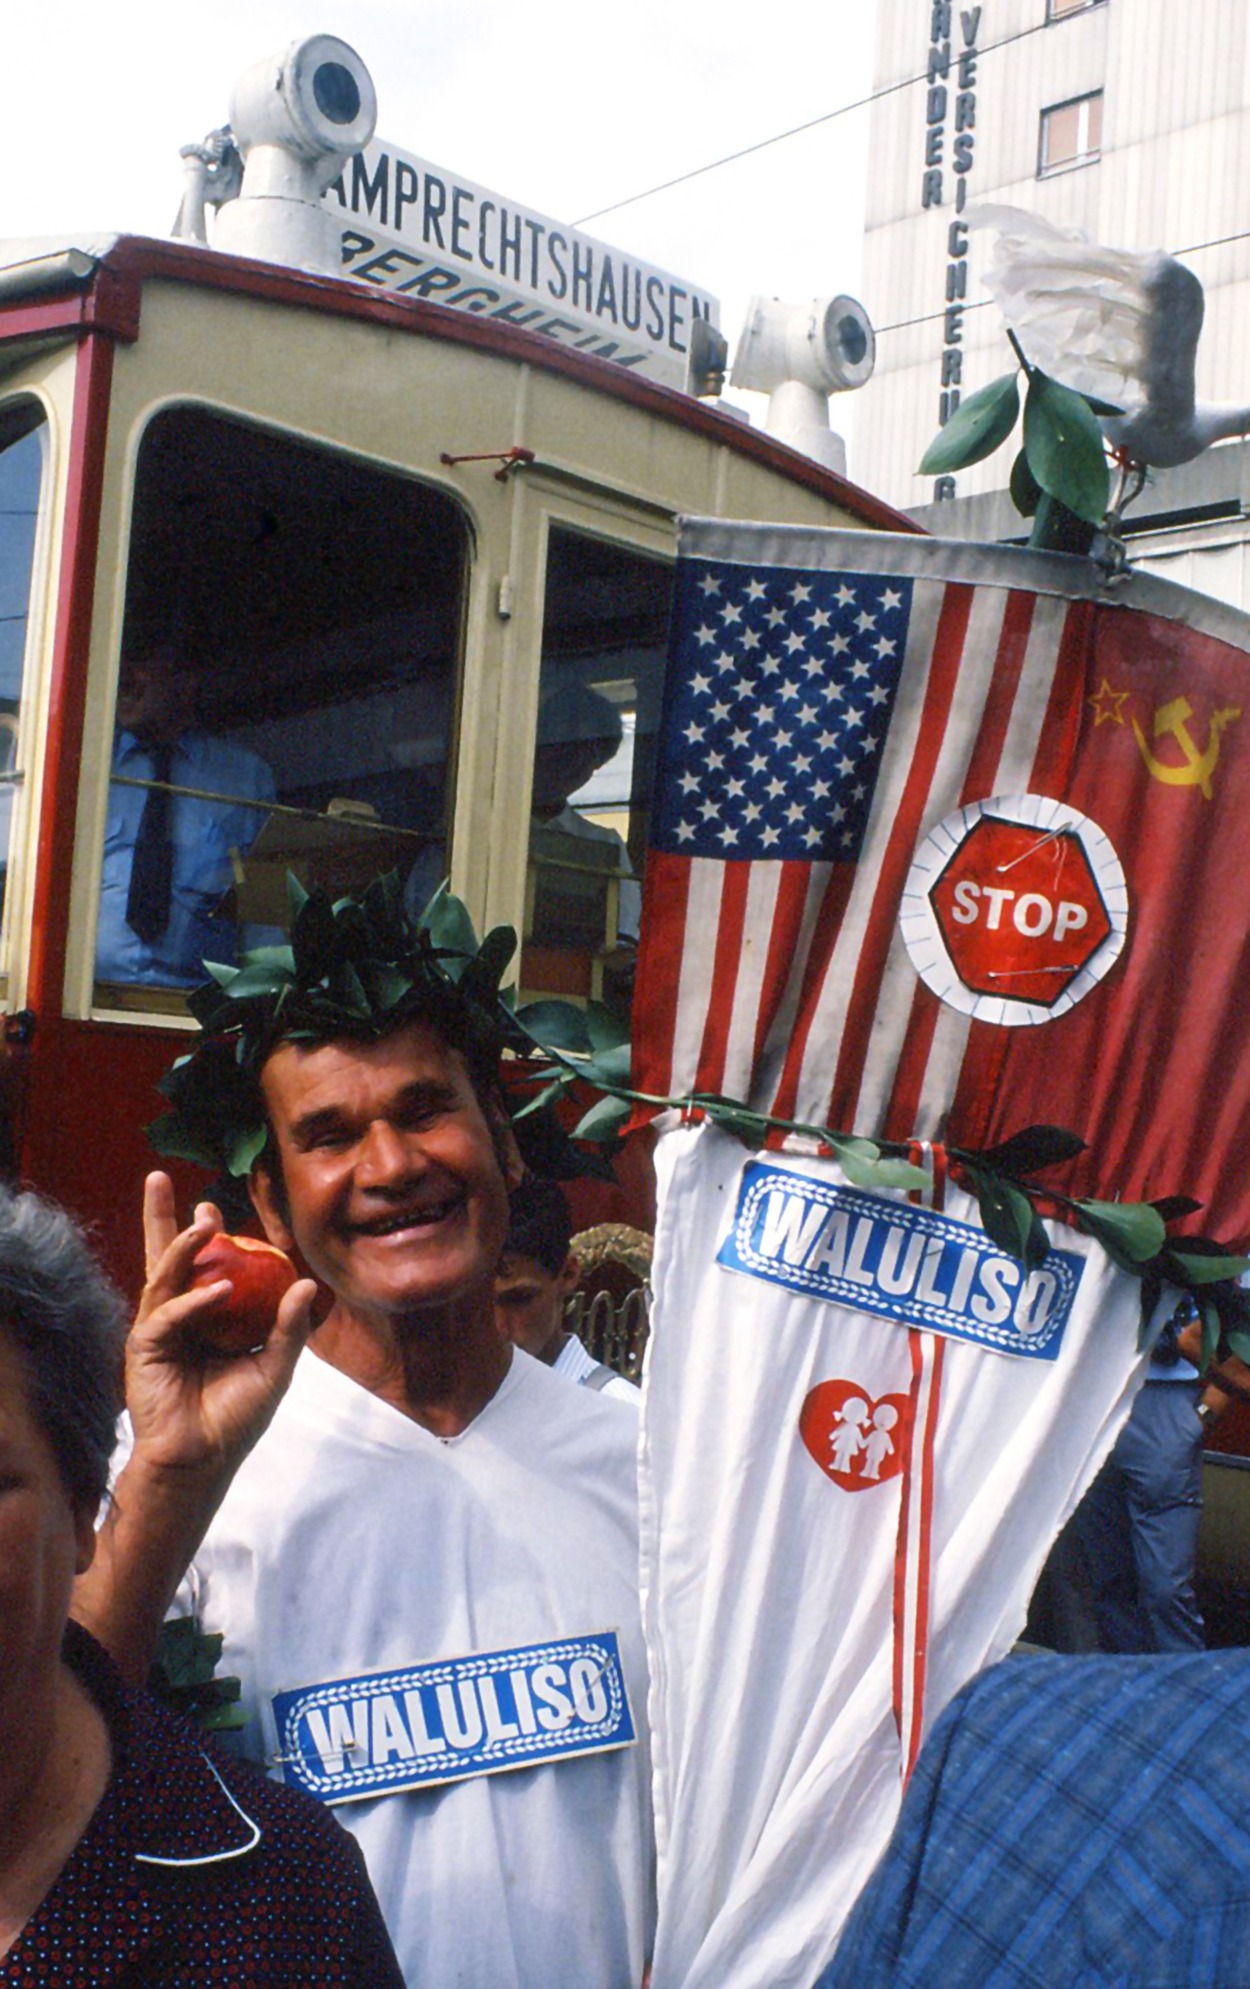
[969,204,1250,470]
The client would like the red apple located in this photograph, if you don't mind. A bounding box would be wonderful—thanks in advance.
[188,1233,297,1355]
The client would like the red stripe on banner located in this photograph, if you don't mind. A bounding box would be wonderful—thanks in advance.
[827,585,976,1129]
[906,1333,945,1783]
[752,862,820,1070]
[631,850,693,1099]
[881,590,1038,1143]
[764,863,858,1125]
[891,1325,926,1750]
[893,1149,947,1783]
[695,863,751,1093]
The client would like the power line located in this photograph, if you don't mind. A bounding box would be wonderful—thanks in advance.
[572,18,1053,228]
[872,227,1250,340]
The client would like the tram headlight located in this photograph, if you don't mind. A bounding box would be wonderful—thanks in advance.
[228,34,377,188]
[730,295,876,475]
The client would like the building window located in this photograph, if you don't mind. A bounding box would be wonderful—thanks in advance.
[1047,0,1105,18]
[1039,91,1103,174]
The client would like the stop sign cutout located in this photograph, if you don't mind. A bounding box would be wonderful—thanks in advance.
[900,795,1128,1027]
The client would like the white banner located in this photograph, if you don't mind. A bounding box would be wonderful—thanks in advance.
[324,141,718,389]
[640,1122,1150,1989]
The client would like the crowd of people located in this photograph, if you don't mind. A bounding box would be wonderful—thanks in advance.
[4,872,1250,1985]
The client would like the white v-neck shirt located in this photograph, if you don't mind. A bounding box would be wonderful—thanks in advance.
[179,1347,652,1988]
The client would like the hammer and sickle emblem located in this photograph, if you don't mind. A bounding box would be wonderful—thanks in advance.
[1131,696,1241,800]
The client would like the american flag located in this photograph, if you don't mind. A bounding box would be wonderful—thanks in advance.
[634,520,1250,1240]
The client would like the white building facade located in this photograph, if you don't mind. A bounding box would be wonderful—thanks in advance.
[858,0,1250,601]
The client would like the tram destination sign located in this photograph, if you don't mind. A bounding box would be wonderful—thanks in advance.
[325,140,718,390]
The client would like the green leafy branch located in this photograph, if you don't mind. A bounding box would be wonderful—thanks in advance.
[919,332,1124,554]
[148,1617,245,1734]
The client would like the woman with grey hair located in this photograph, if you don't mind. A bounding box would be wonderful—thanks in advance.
[0,1184,402,1984]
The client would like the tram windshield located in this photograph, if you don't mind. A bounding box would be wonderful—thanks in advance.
[0,401,45,947]
[525,527,671,1016]
[95,406,467,1008]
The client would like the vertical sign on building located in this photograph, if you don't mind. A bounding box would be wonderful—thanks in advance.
[919,5,981,498]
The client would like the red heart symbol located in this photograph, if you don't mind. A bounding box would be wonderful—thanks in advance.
[799,1380,910,1492]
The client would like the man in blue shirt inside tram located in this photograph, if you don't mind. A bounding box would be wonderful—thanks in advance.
[95,648,276,986]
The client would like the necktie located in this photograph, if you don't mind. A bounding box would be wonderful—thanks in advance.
[125,740,175,944]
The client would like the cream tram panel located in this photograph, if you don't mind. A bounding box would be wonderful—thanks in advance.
[63,273,877,1023]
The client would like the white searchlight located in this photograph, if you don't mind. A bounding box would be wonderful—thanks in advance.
[731,295,875,476]
[211,34,377,276]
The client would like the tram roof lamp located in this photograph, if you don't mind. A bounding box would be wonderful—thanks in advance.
[731,295,875,476]
[205,35,378,277]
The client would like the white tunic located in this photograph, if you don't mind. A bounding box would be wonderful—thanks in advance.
[182,1346,652,1989]
[553,1332,642,1407]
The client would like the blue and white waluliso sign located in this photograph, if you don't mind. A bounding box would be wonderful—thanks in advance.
[272,1632,635,1806]
[718,1164,1084,1360]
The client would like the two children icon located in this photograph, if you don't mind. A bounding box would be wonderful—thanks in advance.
[828,1396,898,1481]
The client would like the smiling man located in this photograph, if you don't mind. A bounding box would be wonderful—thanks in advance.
[74,883,653,1989]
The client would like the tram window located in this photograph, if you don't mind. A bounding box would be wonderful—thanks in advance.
[0,402,46,937]
[524,527,671,1014]
[96,406,466,1006]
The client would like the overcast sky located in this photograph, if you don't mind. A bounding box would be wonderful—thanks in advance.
[4,0,880,462]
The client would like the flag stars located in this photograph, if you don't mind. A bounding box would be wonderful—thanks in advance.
[691,672,711,695]
[778,680,800,702]
[816,729,839,751]
[707,750,725,770]
[699,797,721,820]
[730,727,751,749]
[697,573,721,596]
[745,578,768,600]
[741,628,761,650]
[835,584,856,607]
[875,637,896,659]
[748,753,768,775]
[798,704,818,725]
[694,624,716,647]
[855,611,877,634]
[710,700,732,722]
[765,605,787,628]
[810,607,832,630]
[734,677,755,698]
[684,721,706,744]
[775,729,793,749]
[803,825,823,847]
[743,801,762,822]
[786,802,806,824]
[850,659,871,680]
[802,655,826,679]
[678,771,700,794]
[761,824,782,847]
[790,582,813,604]
[719,824,741,845]
[830,633,851,655]
[720,602,743,624]
[766,777,786,799]
[759,654,782,677]
[880,587,903,611]
[784,630,807,656]
[867,683,890,706]
[676,820,696,842]
[794,753,812,774]
[715,651,737,673]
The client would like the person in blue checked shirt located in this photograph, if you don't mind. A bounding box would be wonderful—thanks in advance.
[95,650,275,988]
[813,1643,1250,1988]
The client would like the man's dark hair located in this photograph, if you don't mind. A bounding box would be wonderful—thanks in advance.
[0,1186,127,1513]
[503,1176,573,1277]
